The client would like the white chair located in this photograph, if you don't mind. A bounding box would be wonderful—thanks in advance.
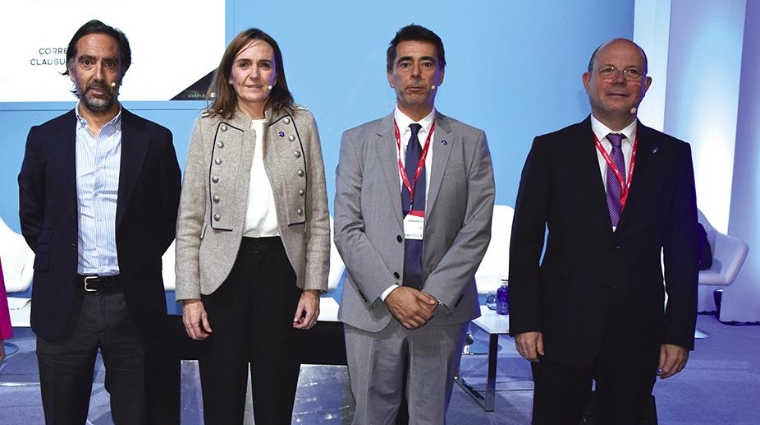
[465,205,513,355]
[0,217,34,328]
[696,210,750,323]
[162,239,176,291]
[474,205,514,295]
[0,217,34,295]
[0,217,35,355]
[327,216,345,293]
[162,239,180,314]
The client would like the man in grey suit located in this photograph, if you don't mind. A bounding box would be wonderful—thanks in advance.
[334,24,495,425]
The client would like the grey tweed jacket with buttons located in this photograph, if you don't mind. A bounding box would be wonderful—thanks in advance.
[174,106,330,300]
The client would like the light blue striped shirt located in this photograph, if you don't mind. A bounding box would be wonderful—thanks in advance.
[75,104,122,275]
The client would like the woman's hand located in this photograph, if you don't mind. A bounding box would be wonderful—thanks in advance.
[293,290,320,330]
[182,299,213,340]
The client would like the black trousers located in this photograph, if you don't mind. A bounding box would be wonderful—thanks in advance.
[198,237,303,425]
[531,295,660,425]
[144,315,196,425]
[36,289,146,425]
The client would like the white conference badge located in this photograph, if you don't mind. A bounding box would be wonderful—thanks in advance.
[403,210,425,240]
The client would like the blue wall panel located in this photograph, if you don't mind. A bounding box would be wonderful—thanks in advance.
[0,0,634,231]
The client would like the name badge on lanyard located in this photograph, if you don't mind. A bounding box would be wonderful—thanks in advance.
[404,210,425,240]
[395,119,435,241]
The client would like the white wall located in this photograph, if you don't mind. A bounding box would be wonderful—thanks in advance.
[664,0,746,234]
[724,0,760,323]
[636,0,760,322]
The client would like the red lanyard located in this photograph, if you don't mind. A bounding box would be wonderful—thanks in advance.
[395,120,435,209]
[594,133,638,209]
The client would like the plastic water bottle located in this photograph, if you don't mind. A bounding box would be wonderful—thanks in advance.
[496,279,509,315]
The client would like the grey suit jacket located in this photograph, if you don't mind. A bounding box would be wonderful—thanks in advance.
[334,111,495,332]
[175,106,330,300]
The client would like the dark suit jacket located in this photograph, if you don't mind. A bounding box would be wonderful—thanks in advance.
[508,116,698,368]
[18,108,181,342]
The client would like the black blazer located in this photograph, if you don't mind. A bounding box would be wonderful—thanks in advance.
[508,117,699,368]
[18,108,181,341]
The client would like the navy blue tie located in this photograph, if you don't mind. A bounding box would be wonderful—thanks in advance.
[402,123,424,289]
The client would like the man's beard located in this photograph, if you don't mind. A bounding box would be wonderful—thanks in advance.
[76,81,117,114]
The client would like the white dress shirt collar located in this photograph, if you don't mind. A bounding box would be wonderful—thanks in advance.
[394,107,435,141]
[590,115,637,147]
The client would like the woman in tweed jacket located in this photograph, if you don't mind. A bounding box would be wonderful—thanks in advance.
[174,28,330,425]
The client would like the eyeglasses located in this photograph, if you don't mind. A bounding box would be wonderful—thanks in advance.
[596,66,645,82]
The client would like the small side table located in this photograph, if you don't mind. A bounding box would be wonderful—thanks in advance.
[455,306,509,412]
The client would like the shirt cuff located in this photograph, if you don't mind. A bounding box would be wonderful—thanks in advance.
[380,284,399,302]
[435,297,450,313]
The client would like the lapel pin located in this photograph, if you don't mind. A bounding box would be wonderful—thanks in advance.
[278,131,285,138]
[441,140,447,145]
[652,147,659,154]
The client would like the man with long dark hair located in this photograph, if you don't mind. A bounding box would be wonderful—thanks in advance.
[18,19,181,424]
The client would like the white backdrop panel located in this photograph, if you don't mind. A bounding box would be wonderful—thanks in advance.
[0,0,225,102]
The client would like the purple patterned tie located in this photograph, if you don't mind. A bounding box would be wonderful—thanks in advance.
[606,133,626,226]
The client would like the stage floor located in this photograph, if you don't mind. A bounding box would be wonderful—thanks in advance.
[0,326,534,424]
